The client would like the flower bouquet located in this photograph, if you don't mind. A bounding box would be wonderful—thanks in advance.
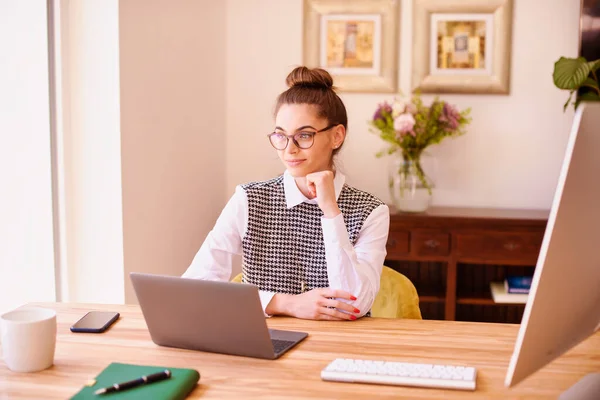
[370,92,471,211]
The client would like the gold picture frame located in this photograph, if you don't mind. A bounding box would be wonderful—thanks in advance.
[303,0,400,93]
[412,0,513,94]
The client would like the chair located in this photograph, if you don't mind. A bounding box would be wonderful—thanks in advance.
[230,266,422,319]
[370,266,422,319]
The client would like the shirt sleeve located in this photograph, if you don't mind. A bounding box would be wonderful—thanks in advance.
[320,204,390,317]
[181,186,275,316]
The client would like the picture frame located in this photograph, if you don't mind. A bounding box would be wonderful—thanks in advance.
[303,0,400,93]
[412,0,513,94]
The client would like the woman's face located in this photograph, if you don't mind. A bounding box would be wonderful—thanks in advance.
[271,104,345,178]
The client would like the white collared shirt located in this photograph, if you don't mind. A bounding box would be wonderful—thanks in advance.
[182,171,390,317]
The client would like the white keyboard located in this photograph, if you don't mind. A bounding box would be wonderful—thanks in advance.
[321,358,477,391]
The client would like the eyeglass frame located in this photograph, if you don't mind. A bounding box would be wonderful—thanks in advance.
[267,124,338,150]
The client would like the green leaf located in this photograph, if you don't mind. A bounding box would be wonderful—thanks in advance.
[591,59,600,73]
[553,57,592,90]
[574,91,600,109]
[563,90,574,112]
[582,77,599,91]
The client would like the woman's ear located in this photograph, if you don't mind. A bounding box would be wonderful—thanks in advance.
[333,125,346,149]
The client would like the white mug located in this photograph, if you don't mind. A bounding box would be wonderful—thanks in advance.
[0,306,57,372]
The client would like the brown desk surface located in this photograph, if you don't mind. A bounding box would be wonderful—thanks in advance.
[1,303,598,399]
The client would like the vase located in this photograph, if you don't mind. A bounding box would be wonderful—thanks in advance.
[388,155,433,213]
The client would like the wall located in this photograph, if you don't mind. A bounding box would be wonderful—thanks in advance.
[0,1,56,314]
[6,0,576,307]
[119,0,227,303]
[54,0,226,305]
[225,0,581,211]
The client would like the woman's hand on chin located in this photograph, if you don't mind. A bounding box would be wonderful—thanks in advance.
[305,170,341,218]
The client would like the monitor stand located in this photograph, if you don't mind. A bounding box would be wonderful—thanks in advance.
[559,373,600,400]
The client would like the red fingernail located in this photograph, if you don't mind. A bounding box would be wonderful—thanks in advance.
[354,308,360,313]
[350,296,357,300]
[350,315,357,320]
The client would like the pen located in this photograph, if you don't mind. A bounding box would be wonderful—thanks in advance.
[94,369,171,395]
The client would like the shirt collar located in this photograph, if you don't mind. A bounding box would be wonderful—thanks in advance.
[283,170,345,209]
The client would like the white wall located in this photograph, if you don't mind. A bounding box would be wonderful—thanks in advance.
[0,1,56,314]
[119,0,227,303]
[50,0,227,305]
[225,0,581,210]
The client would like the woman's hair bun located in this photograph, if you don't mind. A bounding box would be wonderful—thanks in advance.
[286,66,334,90]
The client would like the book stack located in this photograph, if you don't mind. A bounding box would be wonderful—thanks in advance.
[490,276,532,304]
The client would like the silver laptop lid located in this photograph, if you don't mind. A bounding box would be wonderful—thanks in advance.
[130,272,278,359]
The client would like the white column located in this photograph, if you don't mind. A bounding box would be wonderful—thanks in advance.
[58,0,125,304]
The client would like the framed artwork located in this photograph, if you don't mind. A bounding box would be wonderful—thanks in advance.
[303,0,400,93]
[412,0,513,94]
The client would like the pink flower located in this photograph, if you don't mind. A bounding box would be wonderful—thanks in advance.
[373,101,393,122]
[394,113,416,135]
[439,102,461,130]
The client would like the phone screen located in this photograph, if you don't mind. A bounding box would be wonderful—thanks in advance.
[71,311,120,333]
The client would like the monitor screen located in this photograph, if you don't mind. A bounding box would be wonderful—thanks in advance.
[504,103,600,396]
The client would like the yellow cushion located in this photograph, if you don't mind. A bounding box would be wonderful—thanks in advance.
[231,272,243,283]
[371,266,422,319]
[231,265,421,319]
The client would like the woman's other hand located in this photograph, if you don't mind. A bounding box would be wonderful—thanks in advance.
[267,288,360,320]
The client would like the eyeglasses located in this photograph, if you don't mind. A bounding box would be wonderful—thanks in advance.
[267,124,337,150]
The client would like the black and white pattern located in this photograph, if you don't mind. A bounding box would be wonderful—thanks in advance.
[240,175,384,295]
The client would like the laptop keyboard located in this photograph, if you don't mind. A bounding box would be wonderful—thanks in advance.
[271,339,295,354]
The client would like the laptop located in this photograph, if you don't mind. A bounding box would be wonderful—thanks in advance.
[129,272,308,360]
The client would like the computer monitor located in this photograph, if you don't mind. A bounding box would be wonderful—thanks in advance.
[504,102,600,397]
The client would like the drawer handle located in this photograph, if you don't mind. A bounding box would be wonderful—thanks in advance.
[504,241,521,251]
[387,238,397,247]
[424,239,440,248]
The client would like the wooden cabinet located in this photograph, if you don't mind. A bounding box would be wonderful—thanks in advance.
[385,206,549,323]
[385,231,410,257]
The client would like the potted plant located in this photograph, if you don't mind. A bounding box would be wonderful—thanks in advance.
[553,56,600,111]
[369,92,471,212]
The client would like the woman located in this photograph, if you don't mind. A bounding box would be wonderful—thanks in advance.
[183,66,390,320]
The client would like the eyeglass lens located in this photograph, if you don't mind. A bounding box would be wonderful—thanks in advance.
[269,132,315,150]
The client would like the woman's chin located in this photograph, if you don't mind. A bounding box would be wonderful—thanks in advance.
[286,165,309,178]
[287,172,306,178]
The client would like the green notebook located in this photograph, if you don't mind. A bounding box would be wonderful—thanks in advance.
[70,362,200,400]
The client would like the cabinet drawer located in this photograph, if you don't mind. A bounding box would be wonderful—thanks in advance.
[456,232,543,264]
[386,231,410,258]
[412,231,450,256]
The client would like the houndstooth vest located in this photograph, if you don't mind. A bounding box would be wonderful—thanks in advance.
[240,175,384,294]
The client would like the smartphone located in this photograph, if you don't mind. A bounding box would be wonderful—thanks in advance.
[70,311,120,333]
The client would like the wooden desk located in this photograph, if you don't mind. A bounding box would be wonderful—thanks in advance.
[1,303,598,399]
[386,206,549,323]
